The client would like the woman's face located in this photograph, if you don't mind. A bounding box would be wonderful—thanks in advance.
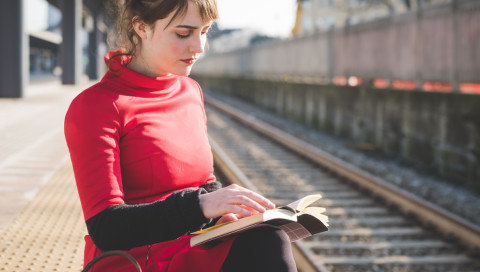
[133,1,212,77]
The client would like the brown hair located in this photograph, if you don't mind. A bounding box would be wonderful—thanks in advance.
[111,0,218,59]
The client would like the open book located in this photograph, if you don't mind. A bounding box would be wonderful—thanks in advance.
[190,194,328,246]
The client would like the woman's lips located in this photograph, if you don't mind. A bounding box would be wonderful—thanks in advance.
[181,58,197,65]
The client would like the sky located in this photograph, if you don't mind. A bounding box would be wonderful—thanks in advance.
[25,0,298,38]
[25,0,49,31]
[216,0,297,37]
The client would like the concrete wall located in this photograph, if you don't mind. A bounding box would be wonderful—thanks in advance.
[195,75,480,190]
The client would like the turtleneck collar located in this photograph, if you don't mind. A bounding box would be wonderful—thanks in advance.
[103,50,180,91]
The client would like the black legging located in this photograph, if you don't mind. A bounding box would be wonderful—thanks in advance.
[221,225,297,272]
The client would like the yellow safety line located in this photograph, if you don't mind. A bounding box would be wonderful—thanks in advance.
[0,162,85,272]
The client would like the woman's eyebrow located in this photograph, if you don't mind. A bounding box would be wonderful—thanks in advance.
[175,25,198,29]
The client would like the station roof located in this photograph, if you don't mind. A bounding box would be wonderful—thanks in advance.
[29,30,62,51]
[46,0,111,13]
[46,0,116,26]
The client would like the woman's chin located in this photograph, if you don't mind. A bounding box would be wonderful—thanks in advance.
[170,68,192,77]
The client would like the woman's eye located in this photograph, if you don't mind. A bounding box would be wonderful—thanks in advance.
[176,33,190,39]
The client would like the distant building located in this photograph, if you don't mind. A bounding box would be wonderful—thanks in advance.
[205,23,279,55]
[293,0,452,36]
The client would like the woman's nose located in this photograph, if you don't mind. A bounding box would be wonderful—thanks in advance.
[190,35,205,54]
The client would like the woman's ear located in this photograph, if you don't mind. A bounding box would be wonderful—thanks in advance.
[132,16,149,40]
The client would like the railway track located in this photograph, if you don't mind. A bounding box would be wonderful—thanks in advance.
[204,94,480,272]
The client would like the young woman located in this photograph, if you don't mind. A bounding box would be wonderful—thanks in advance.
[64,0,297,271]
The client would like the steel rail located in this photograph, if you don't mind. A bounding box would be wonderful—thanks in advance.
[209,137,330,272]
[205,95,480,250]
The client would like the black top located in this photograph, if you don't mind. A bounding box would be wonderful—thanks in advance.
[86,181,222,251]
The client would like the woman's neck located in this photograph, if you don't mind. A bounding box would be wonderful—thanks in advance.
[128,54,170,78]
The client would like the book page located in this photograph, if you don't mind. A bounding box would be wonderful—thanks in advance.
[194,224,259,245]
[191,221,235,235]
[278,222,312,242]
[287,194,322,211]
[303,206,326,214]
[302,207,328,225]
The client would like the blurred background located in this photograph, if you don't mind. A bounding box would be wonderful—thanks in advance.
[4,0,479,94]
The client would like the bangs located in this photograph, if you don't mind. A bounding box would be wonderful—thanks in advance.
[194,0,219,23]
[168,0,218,26]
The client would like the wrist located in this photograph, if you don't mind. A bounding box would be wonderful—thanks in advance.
[198,193,209,219]
[174,188,212,229]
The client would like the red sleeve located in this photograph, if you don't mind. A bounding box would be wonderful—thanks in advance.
[64,87,125,220]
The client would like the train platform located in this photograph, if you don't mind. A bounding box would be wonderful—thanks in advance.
[0,80,92,271]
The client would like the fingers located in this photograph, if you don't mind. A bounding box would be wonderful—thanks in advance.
[199,184,275,219]
[229,204,254,217]
[225,184,276,210]
[216,213,239,225]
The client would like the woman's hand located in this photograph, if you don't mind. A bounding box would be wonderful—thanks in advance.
[215,213,239,225]
[199,184,275,219]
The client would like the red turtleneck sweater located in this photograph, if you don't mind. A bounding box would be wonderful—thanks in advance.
[64,52,234,272]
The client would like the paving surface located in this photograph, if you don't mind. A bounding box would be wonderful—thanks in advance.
[0,81,91,271]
